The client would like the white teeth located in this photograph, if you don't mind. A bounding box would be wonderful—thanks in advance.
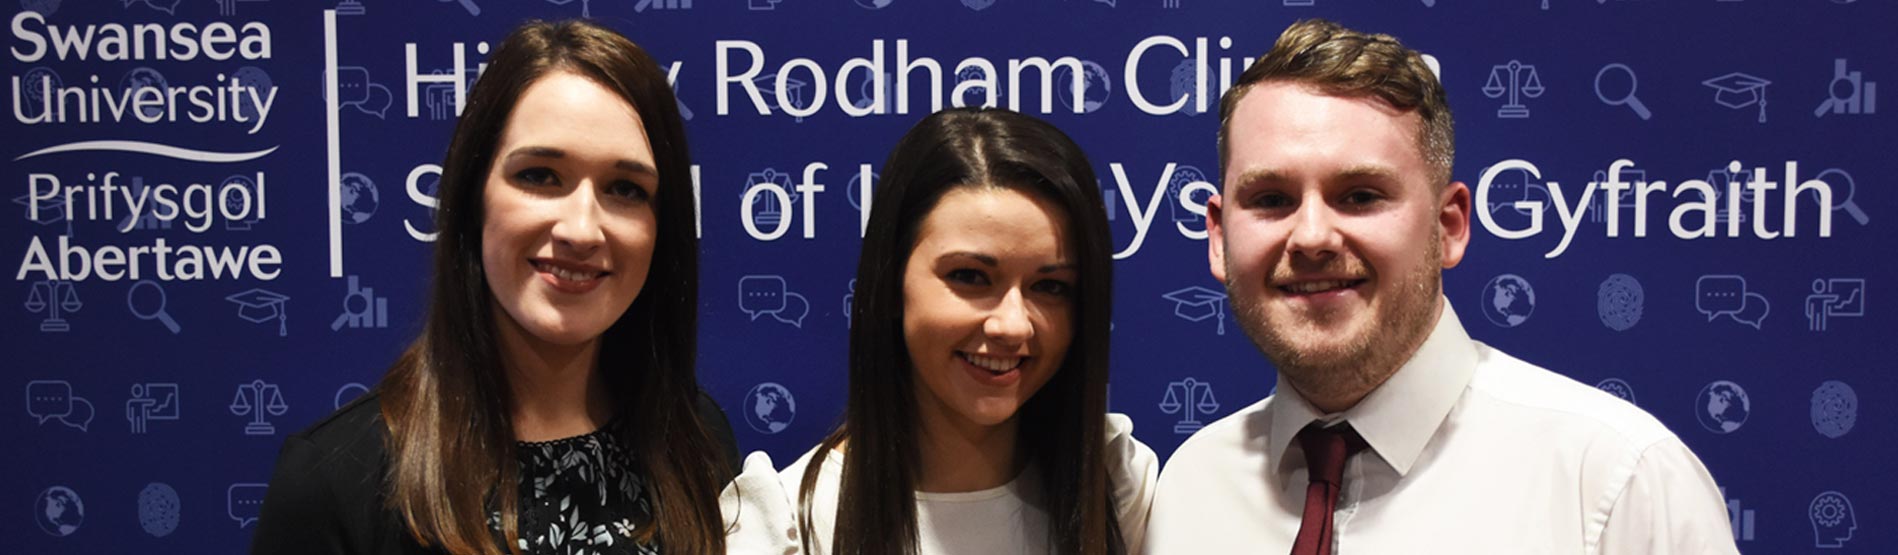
[539,263,600,282]
[964,353,1022,373]
[1284,280,1355,294]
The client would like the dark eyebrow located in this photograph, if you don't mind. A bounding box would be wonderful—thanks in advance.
[504,146,659,177]
[941,251,1075,274]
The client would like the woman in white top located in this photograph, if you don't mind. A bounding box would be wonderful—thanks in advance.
[768,107,1157,555]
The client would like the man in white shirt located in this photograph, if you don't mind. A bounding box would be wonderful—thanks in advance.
[1142,19,1740,555]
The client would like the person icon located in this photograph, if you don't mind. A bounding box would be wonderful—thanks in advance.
[1806,278,1838,331]
[1805,278,1864,332]
[127,384,155,434]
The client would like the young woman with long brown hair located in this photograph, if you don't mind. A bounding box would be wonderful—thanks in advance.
[251,20,734,555]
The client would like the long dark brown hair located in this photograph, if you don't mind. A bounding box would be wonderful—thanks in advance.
[377,20,725,555]
[797,107,1123,555]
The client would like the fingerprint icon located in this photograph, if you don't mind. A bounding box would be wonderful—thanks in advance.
[1597,273,1644,331]
[1811,380,1858,439]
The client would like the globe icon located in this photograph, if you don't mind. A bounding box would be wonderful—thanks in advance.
[1480,274,1536,327]
[137,482,181,538]
[35,486,84,537]
[339,172,379,224]
[745,382,796,434]
[1696,380,1750,434]
[853,0,892,8]
[1054,61,1111,114]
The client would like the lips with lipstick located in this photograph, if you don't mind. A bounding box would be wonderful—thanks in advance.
[531,258,609,293]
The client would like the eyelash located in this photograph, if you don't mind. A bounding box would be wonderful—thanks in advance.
[513,168,652,202]
[946,268,1076,298]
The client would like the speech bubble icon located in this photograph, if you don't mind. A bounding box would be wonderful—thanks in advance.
[226,484,267,528]
[59,396,93,432]
[1731,292,1771,330]
[25,380,72,425]
[739,276,788,320]
[1695,275,1747,320]
[770,291,810,328]
[328,67,393,119]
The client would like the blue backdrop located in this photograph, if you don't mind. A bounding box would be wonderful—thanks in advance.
[6,0,1892,553]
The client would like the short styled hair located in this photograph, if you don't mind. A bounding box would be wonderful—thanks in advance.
[1217,18,1454,187]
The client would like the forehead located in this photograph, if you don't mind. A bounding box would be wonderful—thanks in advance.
[496,71,654,164]
[1223,82,1428,187]
[914,186,1071,255]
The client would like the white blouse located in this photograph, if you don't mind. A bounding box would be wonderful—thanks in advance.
[719,414,1158,555]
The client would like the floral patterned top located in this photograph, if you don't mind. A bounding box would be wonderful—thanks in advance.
[491,419,660,555]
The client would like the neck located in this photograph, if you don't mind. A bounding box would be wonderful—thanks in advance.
[912,402,1023,493]
[495,314,611,442]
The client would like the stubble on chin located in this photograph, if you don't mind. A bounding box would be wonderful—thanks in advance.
[1225,239,1443,410]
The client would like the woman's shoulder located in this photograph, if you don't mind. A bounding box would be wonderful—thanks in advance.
[250,392,401,554]
[1103,412,1160,551]
[776,443,840,494]
[283,391,391,470]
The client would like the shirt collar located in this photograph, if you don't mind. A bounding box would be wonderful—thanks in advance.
[1266,299,1478,478]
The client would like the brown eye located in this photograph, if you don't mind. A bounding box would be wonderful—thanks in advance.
[514,168,558,186]
[946,268,989,286]
[609,179,651,202]
[1032,279,1075,298]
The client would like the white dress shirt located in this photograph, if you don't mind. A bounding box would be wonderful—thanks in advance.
[1142,301,1739,555]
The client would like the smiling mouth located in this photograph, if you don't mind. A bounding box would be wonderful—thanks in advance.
[1277,279,1366,295]
[959,352,1024,374]
[531,260,607,284]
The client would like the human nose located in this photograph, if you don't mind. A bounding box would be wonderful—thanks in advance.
[1286,197,1342,260]
[983,286,1035,346]
[549,182,605,254]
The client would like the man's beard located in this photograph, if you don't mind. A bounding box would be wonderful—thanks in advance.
[1225,233,1443,407]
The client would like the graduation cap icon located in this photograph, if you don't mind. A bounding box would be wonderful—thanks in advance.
[225,288,289,337]
[12,192,67,224]
[754,73,810,122]
[1162,285,1227,335]
[1702,72,1771,123]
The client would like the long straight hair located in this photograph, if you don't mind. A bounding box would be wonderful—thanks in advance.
[377,20,725,555]
[798,107,1123,555]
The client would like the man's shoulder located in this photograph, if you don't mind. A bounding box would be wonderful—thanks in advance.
[1466,343,1678,450]
[1161,396,1272,472]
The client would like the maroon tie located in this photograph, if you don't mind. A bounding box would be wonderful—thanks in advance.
[1290,423,1367,555]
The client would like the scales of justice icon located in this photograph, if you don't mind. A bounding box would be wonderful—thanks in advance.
[25,280,82,332]
[230,380,288,435]
[1483,60,1545,118]
[1160,377,1221,434]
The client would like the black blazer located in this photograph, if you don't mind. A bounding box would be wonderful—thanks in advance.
[249,391,740,555]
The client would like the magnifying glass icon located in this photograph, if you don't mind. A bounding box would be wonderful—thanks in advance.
[127,279,181,334]
[1816,168,1869,225]
[1595,63,1652,120]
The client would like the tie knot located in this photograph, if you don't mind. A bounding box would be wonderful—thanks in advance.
[1297,422,1366,485]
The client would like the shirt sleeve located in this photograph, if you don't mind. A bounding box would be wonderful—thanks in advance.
[1106,413,1160,553]
[1595,438,1741,555]
[250,434,350,555]
[719,451,800,555]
